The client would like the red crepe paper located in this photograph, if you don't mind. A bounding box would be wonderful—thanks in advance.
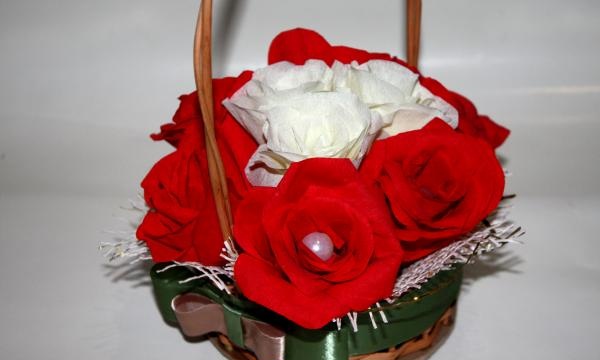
[269,28,415,70]
[360,119,505,261]
[234,159,403,329]
[139,73,257,265]
[419,77,510,149]
[137,120,226,265]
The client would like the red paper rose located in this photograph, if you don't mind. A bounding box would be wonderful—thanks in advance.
[361,119,505,262]
[137,122,225,265]
[269,28,415,70]
[138,72,257,265]
[150,73,257,204]
[151,73,252,146]
[419,77,510,149]
[233,158,403,329]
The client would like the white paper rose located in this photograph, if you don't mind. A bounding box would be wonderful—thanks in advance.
[332,60,458,138]
[224,60,381,186]
[223,59,457,187]
[225,60,335,144]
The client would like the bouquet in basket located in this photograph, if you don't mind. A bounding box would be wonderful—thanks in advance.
[102,3,523,359]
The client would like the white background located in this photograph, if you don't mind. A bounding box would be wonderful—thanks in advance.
[1,0,600,359]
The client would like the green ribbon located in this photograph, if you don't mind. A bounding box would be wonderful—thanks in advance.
[150,263,462,360]
[221,302,245,347]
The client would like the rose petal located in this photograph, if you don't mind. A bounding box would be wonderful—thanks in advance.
[419,77,510,148]
[232,187,276,263]
[234,255,344,329]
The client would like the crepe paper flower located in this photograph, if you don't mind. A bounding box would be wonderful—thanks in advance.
[420,77,510,149]
[223,60,376,187]
[137,120,226,265]
[360,119,505,262]
[138,74,258,265]
[233,158,403,329]
[331,59,457,138]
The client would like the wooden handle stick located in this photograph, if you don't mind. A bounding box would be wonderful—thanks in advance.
[194,0,234,243]
[406,0,422,68]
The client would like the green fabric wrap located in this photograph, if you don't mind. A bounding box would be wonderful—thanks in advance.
[150,263,462,360]
[150,264,199,324]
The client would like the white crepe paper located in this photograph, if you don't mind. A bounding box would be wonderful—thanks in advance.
[224,59,458,187]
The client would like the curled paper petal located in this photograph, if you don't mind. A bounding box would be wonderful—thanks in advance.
[333,60,458,138]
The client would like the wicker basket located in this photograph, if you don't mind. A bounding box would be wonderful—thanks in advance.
[151,262,462,360]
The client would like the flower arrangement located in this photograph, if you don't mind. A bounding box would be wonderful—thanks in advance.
[103,8,523,360]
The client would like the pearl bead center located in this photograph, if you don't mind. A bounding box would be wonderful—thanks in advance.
[302,232,334,261]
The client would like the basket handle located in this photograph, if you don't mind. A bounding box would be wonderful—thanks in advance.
[194,0,234,242]
[193,0,422,244]
[407,0,422,68]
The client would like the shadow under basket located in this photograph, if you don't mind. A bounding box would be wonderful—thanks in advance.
[150,264,463,360]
